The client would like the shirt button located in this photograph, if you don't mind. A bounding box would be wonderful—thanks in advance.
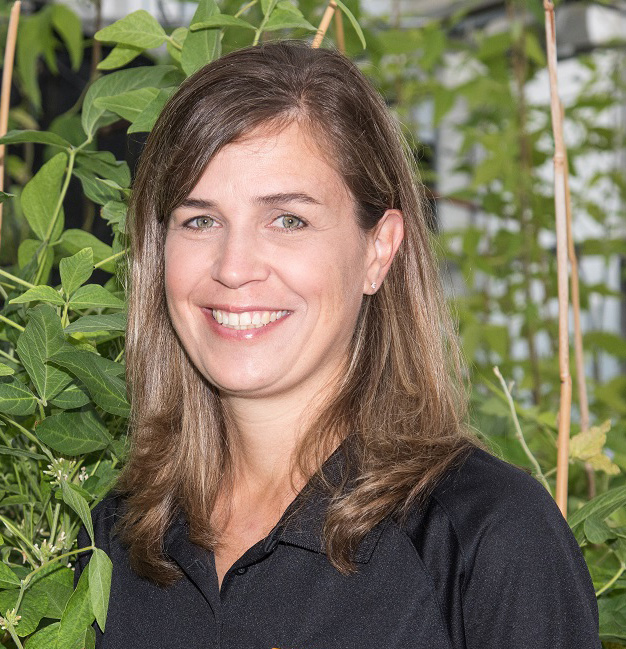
[234,567,247,575]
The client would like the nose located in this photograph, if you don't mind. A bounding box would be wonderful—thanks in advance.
[211,225,270,289]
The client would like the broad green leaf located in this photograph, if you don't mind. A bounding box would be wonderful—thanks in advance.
[334,0,366,49]
[35,410,112,456]
[50,348,129,416]
[50,3,83,71]
[28,565,73,620]
[58,229,114,273]
[60,248,94,297]
[181,0,221,76]
[261,0,277,16]
[17,14,45,109]
[190,15,257,31]
[17,305,71,402]
[0,129,71,148]
[263,9,316,32]
[584,331,626,360]
[61,481,94,544]
[73,168,120,206]
[0,190,14,203]
[98,43,143,71]
[89,549,112,632]
[82,66,179,138]
[95,10,167,49]
[55,565,95,649]
[0,363,15,376]
[17,239,54,280]
[68,284,125,310]
[9,285,65,306]
[0,587,47,637]
[0,380,37,415]
[24,622,59,648]
[569,486,626,530]
[101,201,127,226]
[0,445,47,461]
[75,151,131,187]
[584,515,615,544]
[94,87,160,124]
[128,87,176,134]
[65,313,127,333]
[0,563,21,588]
[21,152,67,242]
[166,27,187,63]
[48,382,91,409]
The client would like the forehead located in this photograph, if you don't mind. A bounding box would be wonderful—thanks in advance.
[188,121,352,207]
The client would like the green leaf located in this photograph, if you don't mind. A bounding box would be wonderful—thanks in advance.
[58,229,114,272]
[101,201,127,226]
[261,0,277,16]
[21,152,67,242]
[73,168,121,206]
[68,284,125,310]
[167,27,188,63]
[35,410,113,456]
[29,565,74,620]
[60,248,95,297]
[584,515,615,544]
[98,43,144,71]
[334,0,366,49]
[76,151,131,187]
[24,622,60,648]
[17,14,45,109]
[94,87,161,124]
[48,382,91,409]
[0,586,47,636]
[0,129,71,148]
[263,8,316,32]
[89,548,112,632]
[17,305,71,402]
[65,313,127,334]
[570,486,626,530]
[55,564,95,649]
[61,481,94,544]
[0,190,14,203]
[0,563,21,588]
[128,87,176,134]
[9,285,65,306]
[0,445,46,461]
[190,15,257,31]
[181,0,221,76]
[50,3,83,71]
[0,380,37,415]
[82,66,179,138]
[584,331,626,360]
[50,348,129,416]
[95,10,167,49]
[0,363,15,376]
[17,239,54,280]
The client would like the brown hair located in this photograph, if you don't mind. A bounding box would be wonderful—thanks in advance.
[119,39,478,584]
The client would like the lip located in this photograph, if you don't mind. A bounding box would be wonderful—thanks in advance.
[201,307,291,340]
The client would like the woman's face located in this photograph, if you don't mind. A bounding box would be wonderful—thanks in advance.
[164,121,380,402]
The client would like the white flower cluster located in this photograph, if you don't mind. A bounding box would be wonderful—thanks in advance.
[42,458,76,486]
[0,608,21,631]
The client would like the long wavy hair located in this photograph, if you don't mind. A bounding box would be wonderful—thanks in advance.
[118,39,478,584]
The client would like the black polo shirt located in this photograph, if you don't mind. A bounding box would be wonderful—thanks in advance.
[75,447,600,648]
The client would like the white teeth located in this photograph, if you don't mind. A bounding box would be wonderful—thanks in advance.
[211,309,289,329]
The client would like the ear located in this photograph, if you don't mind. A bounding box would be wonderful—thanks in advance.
[363,209,404,294]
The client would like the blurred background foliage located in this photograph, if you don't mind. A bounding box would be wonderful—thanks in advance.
[0,0,625,645]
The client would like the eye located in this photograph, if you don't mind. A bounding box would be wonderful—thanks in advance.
[273,214,306,231]
[184,216,216,229]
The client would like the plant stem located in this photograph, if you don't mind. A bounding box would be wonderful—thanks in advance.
[5,624,24,649]
[312,0,338,48]
[94,248,127,269]
[0,416,54,461]
[595,561,625,597]
[235,0,257,18]
[493,366,551,493]
[252,0,278,45]
[0,314,24,332]
[0,268,35,290]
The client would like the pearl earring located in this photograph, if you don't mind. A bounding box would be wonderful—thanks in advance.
[371,282,377,290]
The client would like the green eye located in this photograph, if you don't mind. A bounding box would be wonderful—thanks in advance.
[190,216,215,229]
[277,215,304,229]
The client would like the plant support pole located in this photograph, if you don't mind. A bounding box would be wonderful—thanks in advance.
[544,0,572,518]
[312,0,338,48]
[0,1,21,241]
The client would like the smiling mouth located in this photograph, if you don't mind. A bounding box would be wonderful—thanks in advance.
[211,309,290,330]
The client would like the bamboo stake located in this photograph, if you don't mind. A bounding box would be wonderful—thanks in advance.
[544,1,572,518]
[334,6,345,54]
[312,0,338,49]
[0,1,21,243]
[561,101,595,498]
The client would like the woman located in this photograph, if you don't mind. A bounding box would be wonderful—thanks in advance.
[76,40,600,648]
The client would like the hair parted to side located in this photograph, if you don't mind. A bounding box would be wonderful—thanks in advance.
[118,39,479,585]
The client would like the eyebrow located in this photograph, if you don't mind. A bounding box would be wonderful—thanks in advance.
[178,192,323,210]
